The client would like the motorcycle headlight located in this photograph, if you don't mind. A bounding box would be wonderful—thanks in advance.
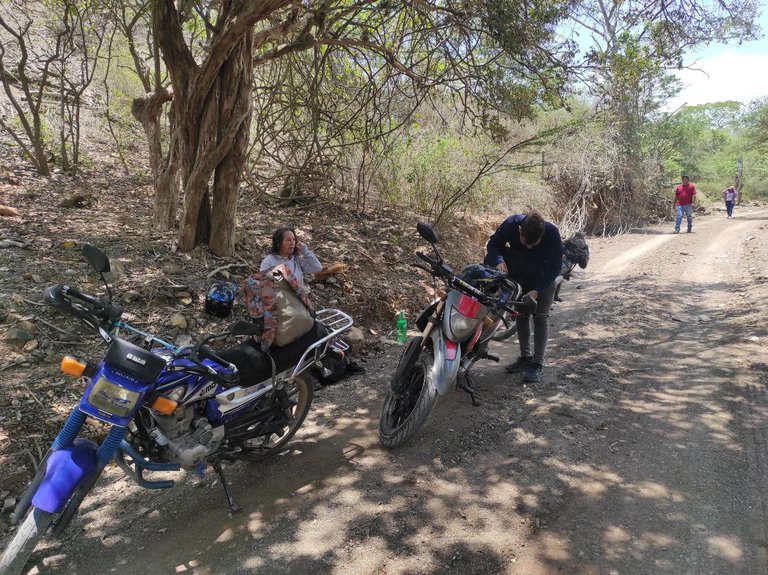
[87,376,141,418]
[448,305,480,340]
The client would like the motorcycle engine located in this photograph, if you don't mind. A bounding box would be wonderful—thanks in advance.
[149,406,225,468]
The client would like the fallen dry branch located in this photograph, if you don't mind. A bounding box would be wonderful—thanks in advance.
[206,263,252,279]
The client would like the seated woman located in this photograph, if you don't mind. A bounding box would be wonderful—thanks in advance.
[260,226,323,285]
[259,226,365,384]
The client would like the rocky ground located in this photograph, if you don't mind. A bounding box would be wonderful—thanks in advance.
[2,165,768,574]
[0,162,493,528]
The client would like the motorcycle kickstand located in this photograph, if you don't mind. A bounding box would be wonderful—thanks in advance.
[458,374,481,407]
[212,461,242,513]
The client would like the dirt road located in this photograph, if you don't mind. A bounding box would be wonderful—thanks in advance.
[10,208,768,575]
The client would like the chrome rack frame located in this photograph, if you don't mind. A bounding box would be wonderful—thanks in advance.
[290,308,354,380]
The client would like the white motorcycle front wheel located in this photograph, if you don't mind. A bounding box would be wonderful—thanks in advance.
[490,310,518,341]
[379,351,439,449]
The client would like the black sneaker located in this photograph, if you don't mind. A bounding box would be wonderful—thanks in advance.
[346,360,366,375]
[505,356,533,374]
[524,363,544,382]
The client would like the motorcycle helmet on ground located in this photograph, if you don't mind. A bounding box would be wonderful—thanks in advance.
[205,281,238,317]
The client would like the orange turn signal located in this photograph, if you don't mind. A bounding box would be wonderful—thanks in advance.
[151,396,178,415]
[61,356,87,377]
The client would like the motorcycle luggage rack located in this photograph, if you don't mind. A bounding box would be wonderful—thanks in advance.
[290,308,353,379]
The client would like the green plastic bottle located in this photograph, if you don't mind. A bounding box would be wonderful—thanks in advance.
[396,311,408,343]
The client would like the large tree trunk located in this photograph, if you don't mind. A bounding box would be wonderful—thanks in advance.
[210,28,253,257]
[195,189,212,245]
[154,166,179,230]
[131,88,178,230]
[176,88,219,251]
[153,0,285,254]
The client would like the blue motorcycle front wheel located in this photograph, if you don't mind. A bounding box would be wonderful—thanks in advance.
[0,506,56,575]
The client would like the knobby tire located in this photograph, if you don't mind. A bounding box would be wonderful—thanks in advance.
[491,310,517,342]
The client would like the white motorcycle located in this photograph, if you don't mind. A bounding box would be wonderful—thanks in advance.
[378,222,535,448]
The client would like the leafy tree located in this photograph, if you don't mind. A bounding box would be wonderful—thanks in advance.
[150,0,573,256]
[744,96,768,146]
[559,0,759,231]
[0,0,109,175]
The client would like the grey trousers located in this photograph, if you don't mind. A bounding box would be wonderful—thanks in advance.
[515,283,556,365]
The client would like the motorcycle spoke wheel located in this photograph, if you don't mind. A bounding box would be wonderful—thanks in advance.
[0,506,55,575]
[379,351,438,449]
[233,376,314,462]
[491,310,517,342]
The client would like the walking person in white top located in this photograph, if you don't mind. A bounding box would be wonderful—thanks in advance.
[722,186,738,219]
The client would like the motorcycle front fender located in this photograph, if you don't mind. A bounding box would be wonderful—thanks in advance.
[31,439,99,513]
[430,329,461,396]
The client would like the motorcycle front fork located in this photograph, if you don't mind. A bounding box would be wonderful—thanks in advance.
[13,408,126,533]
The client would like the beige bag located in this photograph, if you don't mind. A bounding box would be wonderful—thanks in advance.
[273,279,314,346]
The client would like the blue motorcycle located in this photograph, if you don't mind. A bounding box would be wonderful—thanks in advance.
[0,244,352,575]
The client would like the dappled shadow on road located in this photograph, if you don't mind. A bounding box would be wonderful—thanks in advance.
[511,273,768,573]
[12,251,768,574]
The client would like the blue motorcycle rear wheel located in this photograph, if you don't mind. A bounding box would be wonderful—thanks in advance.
[231,375,314,461]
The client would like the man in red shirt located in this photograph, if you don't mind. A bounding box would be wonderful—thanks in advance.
[674,175,696,233]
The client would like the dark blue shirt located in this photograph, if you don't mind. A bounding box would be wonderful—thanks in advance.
[485,215,563,293]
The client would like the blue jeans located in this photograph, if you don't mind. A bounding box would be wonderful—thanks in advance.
[675,204,693,231]
[725,201,734,217]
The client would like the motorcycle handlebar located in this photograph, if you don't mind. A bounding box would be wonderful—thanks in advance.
[63,285,101,307]
[57,285,123,324]
[411,248,536,313]
[415,251,435,267]
[501,295,538,315]
[46,285,104,334]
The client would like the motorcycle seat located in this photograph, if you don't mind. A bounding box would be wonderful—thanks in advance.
[216,322,329,387]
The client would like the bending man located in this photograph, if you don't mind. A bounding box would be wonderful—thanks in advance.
[484,213,563,383]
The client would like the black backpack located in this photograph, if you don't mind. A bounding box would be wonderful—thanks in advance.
[563,233,589,269]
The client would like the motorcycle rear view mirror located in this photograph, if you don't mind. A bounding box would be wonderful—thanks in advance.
[82,243,113,302]
[82,244,111,274]
[416,222,439,244]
